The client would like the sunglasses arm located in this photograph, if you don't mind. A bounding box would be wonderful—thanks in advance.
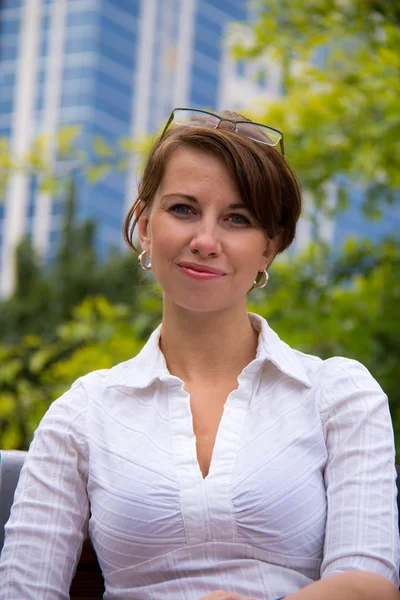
[160,112,175,140]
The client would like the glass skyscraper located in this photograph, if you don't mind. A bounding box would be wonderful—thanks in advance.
[0,0,249,296]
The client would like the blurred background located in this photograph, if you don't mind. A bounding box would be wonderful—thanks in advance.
[0,0,399,453]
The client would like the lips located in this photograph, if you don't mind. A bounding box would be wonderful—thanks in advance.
[177,262,226,275]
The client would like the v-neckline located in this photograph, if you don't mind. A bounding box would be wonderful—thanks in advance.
[190,386,238,480]
[193,400,228,481]
[167,364,259,545]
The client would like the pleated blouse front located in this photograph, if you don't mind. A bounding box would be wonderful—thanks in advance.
[1,313,398,600]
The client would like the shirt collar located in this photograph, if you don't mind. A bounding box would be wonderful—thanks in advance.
[105,313,312,391]
[248,313,311,388]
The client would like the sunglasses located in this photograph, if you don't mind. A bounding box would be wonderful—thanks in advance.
[160,108,284,156]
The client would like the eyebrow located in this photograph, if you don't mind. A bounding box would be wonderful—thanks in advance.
[161,193,247,210]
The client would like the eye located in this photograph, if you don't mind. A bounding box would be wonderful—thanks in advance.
[228,213,251,226]
[169,203,195,216]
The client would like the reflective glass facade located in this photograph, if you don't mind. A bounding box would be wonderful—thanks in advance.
[0,0,250,281]
[190,1,246,108]
[1,0,140,273]
[0,1,20,137]
[58,1,139,257]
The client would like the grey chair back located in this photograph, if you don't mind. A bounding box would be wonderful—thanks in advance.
[0,450,104,599]
[0,450,26,551]
[396,466,400,534]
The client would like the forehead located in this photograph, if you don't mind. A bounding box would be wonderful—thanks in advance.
[159,146,240,197]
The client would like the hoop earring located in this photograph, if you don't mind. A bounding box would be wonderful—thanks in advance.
[138,250,152,271]
[253,270,269,289]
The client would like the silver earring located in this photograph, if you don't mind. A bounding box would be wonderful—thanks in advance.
[138,250,151,271]
[253,270,269,289]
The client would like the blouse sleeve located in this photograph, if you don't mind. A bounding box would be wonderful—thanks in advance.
[319,357,400,586]
[0,380,90,600]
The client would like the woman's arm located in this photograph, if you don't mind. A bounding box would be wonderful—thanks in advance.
[200,572,400,600]
[0,380,90,600]
[285,570,399,599]
[317,358,400,586]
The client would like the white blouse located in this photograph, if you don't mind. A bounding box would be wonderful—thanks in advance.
[0,313,399,600]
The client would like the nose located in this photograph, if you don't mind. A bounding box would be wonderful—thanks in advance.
[189,221,222,258]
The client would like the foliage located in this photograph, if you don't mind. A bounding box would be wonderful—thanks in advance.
[0,297,147,449]
[0,125,155,201]
[233,0,400,213]
[0,179,142,343]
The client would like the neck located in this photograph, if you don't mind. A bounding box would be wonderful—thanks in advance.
[159,299,258,385]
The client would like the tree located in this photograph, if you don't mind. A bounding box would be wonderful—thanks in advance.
[0,179,143,343]
[0,126,154,201]
[0,296,147,449]
[233,0,400,215]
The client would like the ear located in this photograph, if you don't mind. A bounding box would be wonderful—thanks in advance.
[260,228,283,271]
[137,203,151,252]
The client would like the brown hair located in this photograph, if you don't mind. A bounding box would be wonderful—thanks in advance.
[123,110,302,256]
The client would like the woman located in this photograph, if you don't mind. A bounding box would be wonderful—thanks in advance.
[0,108,399,600]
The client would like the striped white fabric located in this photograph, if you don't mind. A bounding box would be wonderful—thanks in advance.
[0,313,399,599]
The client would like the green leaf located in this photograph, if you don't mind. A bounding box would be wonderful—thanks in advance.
[86,163,110,184]
[93,136,114,157]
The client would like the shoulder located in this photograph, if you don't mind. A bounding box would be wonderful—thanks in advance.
[300,352,388,425]
[251,313,384,402]
[284,340,388,417]
[40,358,137,429]
[295,349,385,398]
[293,349,381,389]
[46,342,152,412]
[288,351,393,452]
[69,343,150,396]
[32,360,134,453]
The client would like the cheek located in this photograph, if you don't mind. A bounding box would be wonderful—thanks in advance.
[148,224,181,274]
[150,218,191,255]
[148,217,170,248]
[233,235,266,268]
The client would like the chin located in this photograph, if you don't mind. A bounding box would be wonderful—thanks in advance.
[158,274,250,314]
[166,291,244,315]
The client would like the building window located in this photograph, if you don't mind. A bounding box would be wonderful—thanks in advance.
[2,0,23,9]
[0,45,18,61]
[0,19,20,35]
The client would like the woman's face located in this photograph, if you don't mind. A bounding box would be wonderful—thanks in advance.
[138,146,281,314]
